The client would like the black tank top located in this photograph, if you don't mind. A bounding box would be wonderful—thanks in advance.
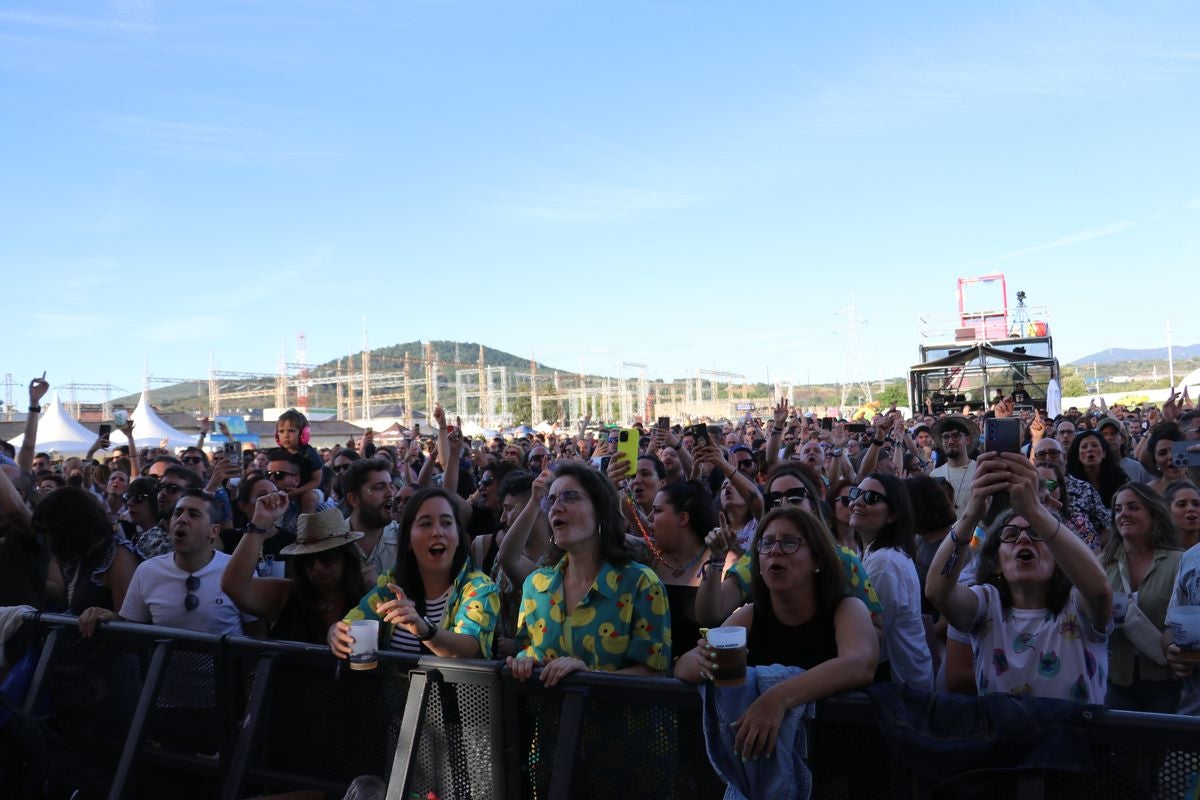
[747,600,839,670]
[665,583,701,660]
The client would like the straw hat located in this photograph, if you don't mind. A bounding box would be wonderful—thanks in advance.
[280,508,364,556]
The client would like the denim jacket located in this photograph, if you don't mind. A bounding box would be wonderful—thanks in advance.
[700,665,816,800]
[866,683,1100,794]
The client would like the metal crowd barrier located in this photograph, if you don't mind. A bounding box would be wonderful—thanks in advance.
[5,611,1200,800]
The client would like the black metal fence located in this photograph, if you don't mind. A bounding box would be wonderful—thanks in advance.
[4,611,1200,800]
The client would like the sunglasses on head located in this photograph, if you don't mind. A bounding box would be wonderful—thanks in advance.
[764,487,809,509]
[848,487,887,506]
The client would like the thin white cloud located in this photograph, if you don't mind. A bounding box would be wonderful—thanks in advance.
[91,114,337,164]
[500,183,705,222]
[1185,199,1200,211]
[979,221,1135,266]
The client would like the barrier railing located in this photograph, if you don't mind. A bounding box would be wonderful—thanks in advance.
[5,611,1200,800]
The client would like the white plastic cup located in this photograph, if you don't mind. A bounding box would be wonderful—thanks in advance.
[1167,606,1200,651]
[348,620,380,670]
[706,626,748,687]
[1111,592,1129,625]
[707,626,747,649]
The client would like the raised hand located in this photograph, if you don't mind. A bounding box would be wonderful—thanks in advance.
[772,399,789,428]
[28,372,49,406]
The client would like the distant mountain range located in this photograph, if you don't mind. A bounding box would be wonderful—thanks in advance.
[1069,344,1200,366]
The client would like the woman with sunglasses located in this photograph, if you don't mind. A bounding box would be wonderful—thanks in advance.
[675,506,879,760]
[849,472,933,690]
[330,487,499,659]
[696,465,883,629]
[222,501,368,644]
[926,453,1113,702]
[507,463,670,686]
[117,476,165,556]
[1102,483,1184,713]
[826,479,857,551]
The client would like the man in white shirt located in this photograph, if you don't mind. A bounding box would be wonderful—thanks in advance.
[930,416,979,517]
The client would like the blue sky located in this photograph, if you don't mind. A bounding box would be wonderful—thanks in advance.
[4,1,1199,403]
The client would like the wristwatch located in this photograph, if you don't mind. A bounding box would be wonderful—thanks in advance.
[416,616,438,641]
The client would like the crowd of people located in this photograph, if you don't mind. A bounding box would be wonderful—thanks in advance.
[3,372,1200,792]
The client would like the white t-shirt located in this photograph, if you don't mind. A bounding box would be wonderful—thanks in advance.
[862,545,934,692]
[930,461,977,517]
[121,550,252,635]
[968,582,1109,704]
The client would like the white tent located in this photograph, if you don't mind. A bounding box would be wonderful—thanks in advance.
[533,422,556,434]
[461,420,499,439]
[108,391,197,450]
[7,391,101,457]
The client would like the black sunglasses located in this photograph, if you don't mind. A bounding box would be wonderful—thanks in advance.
[181,456,204,465]
[123,492,154,503]
[848,487,888,506]
[185,575,201,612]
[764,487,809,508]
[159,483,185,495]
[266,470,298,482]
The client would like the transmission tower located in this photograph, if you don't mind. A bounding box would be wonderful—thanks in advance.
[837,294,874,410]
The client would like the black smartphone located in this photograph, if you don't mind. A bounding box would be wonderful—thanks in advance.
[687,423,709,448]
[98,423,111,438]
[821,417,834,431]
[657,416,670,430]
[983,417,1022,454]
[846,423,867,434]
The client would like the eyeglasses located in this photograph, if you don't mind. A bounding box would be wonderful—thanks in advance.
[848,487,888,506]
[539,489,585,514]
[1034,450,1063,461]
[1041,479,1060,493]
[764,487,808,508]
[333,463,351,473]
[756,536,804,554]
[123,492,154,503]
[833,495,853,507]
[181,456,204,465]
[266,470,298,481]
[998,524,1043,543]
[940,431,965,441]
[159,483,186,495]
[185,575,201,612]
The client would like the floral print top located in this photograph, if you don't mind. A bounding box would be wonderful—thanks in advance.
[514,556,672,673]
[344,560,500,658]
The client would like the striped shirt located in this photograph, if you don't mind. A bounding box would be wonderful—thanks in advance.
[389,588,451,654]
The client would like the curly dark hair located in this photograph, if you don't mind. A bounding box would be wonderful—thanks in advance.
[1142,422,1183,477]
[973,508,1072,615]
[545,462,635,566]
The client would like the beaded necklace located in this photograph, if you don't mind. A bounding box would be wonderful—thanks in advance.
[624,488,705,578]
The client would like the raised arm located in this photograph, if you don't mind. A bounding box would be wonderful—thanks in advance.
[924,453,1005,630]
[1004,452,1112,628]
[764,399,789,469]
[17,374,49,473]
[497,468,552,584]
[219,490,293,622]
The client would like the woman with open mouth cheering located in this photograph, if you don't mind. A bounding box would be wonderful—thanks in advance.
[925,452,1113,702]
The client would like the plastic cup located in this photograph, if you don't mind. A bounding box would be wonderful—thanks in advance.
[1167,607,1200,663]
[1111,592,1129,625]
[349,620,380,671]
[707,626,747,686]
